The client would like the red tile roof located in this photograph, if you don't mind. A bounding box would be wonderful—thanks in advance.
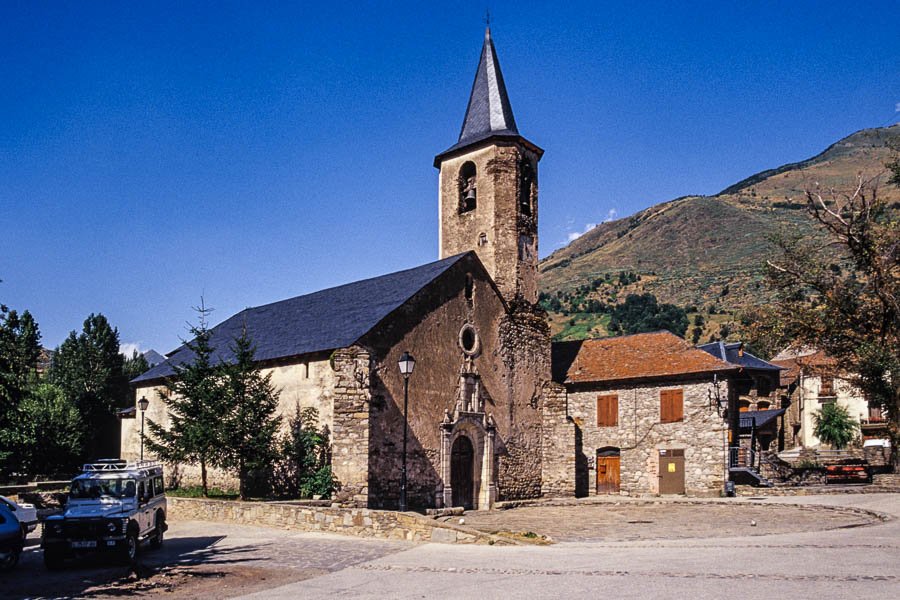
[552,331,737,384]
[770,350,839,386]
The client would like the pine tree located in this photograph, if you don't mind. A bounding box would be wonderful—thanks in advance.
[220,325,281,500]
[813,402,858,449]
[145,303,224,497]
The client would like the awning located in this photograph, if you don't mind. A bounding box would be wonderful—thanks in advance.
[738,408,786,430]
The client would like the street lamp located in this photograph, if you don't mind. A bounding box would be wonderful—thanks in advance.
[138,396,149,461]
[397,351,416,512]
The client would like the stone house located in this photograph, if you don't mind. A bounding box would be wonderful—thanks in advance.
[769,348,881,449]
[123,27,555,511]
[551,331,739,497]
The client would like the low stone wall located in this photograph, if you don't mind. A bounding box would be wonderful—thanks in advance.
[166,496,515,545]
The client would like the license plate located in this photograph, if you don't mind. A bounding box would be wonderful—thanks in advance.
[71,540,97,549]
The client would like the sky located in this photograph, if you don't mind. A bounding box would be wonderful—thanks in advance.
[2,1,900,355]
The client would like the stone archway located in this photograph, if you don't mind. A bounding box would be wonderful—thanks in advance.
[451,435,475,509]
[439,413,496,510]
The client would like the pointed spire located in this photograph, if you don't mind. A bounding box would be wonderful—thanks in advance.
[457,26,518,145]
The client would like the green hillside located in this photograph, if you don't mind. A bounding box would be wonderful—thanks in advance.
[539,124,900,342]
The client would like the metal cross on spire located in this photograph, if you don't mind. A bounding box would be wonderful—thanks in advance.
[485,9,490,27]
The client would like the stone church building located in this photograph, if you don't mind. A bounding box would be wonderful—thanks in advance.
[124,27,562,510]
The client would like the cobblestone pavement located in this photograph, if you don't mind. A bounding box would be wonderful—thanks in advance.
[448,499,877,542]
[0,521,409,599]
[242,493,900,600]
[5,494,898,599]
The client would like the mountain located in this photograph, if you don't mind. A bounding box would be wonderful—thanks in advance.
[538,124,900,342]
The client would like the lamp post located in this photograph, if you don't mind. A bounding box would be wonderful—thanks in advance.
[138,396,149,461]
[397,352,416,512]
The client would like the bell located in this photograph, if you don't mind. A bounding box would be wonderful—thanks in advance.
[464,188,476,202]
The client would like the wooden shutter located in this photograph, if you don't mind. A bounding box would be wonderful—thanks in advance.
[597,394,618,427]
[660,389,684,423]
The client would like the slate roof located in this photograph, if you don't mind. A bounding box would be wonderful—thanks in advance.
[698,342,783,372]
[142,350,166,367]
[738,408,786,430]
[436,27,522,159]
[552,331,737,384]
[133,253,470,384]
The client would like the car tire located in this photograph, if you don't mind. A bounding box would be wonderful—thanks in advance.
[43,548,64,570]
[150,515,164,550]
[119,530,138,565]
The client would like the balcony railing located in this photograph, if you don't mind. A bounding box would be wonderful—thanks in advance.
[730,447,756,470]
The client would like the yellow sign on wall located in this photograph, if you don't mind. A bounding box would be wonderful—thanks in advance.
[668,463,676,473]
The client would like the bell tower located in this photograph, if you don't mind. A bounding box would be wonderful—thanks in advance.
[434,27,544,306]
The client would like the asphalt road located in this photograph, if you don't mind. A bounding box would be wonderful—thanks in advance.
[240,493,900,600]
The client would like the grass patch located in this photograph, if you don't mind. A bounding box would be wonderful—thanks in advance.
[167,486,239,500]
[487,529,554,545]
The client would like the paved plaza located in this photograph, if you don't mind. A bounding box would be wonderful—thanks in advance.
[2,493,897,599]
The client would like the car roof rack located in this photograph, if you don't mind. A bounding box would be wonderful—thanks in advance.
[82,459,163,473]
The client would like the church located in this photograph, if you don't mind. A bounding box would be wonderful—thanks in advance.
[123,27,571,510]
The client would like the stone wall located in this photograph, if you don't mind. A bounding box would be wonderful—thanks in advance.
[540,382,575,497]
[123,353,336,491]
[331,346,371,505]
[495,305,551,501]
[568,378,727,497]
[438,142,541,305]
[166,496,513,545]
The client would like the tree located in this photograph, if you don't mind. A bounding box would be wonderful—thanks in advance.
[145,304,224,497]
[763,170,900,441]
[49,314,128,441]
[271,405,333,499]
[0,304,42,479]
[813,402,858,449]
[123,350,150,383]
[610,293,689,337]
[15,383,84,479]
[0,306,41,417]
[220,326,281,500]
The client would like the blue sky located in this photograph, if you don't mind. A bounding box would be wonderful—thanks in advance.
[2,1,899,354]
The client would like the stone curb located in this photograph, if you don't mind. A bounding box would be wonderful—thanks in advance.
[167,496,520,546]
[493,495,894,525]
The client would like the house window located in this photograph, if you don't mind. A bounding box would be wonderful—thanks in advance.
[819,378,834,397]
[756,400,771,411]
[660,389,684,423]
[596,394,618,427]
[465,273,474,301]
[738,399,751,413]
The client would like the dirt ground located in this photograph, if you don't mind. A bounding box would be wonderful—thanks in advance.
[449,499,878,542]
[0,521,407,599]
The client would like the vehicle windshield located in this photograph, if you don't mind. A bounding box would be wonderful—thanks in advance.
[70,478,136,499]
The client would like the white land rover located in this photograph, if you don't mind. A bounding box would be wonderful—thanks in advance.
[41,459,167,569]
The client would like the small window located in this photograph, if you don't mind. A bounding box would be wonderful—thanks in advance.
[519,159,533,216]
[738,399,751,412]
[660,389,684,423]
[757,401,771,411]
[478,233,487,246]
[819,378,834,397]
[465,273,474,301]
[597,394,618,427]
[155,476,164,495]
[302,362,309,379]
[459,162,477,213]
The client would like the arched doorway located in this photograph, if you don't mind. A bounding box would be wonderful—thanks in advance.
[451,435,475,509]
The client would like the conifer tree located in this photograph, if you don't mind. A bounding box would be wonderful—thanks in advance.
[220,326,281,500]
[145,303,224,497]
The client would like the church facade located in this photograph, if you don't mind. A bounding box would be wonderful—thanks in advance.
[123,27,562,510]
